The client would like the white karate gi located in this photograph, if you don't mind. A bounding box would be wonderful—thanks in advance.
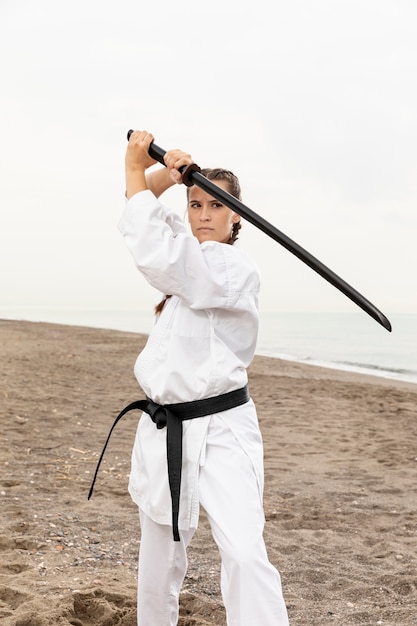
[118,190,289,626]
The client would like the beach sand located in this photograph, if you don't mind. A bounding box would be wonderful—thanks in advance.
[1,320,416,626]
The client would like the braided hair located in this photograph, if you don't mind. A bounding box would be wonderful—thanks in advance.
[155,168,242,316]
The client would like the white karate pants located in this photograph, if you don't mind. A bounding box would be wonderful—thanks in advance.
[136,416,289,625]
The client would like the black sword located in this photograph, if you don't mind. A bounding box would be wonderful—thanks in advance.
[127,130,392,332]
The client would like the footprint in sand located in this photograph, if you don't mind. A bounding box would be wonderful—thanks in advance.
[0,562,32,575]
[66,589,136,626]
[0,586,33,611]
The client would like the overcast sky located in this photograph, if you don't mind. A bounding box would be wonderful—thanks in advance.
[1,0,416,321]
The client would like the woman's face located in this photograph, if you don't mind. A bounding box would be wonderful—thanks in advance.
[187,181,240,244]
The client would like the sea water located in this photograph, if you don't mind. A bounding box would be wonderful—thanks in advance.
[256,311,417,384]
[1,307,416,385]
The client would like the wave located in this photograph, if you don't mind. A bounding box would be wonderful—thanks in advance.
[257,349,417,385]
[336,360,417,379]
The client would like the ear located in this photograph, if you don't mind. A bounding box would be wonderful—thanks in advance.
[232,213,240,224]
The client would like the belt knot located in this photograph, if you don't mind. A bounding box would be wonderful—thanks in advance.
[145,398,168,429]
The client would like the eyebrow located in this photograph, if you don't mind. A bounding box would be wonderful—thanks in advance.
[188,197,223,204]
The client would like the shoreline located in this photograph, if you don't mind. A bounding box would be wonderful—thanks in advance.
[2,314,416,387]
[1,320,417,625]
[256,348,417,387]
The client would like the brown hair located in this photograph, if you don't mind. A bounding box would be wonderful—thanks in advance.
[155,168,242,316]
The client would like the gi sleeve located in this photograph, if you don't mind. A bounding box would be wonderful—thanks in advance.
[118,190,260,311]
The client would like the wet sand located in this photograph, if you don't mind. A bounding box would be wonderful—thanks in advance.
[1,320,416,625]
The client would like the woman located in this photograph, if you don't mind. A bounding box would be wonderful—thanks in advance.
[119,130,289,625]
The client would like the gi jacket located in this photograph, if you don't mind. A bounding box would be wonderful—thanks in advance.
[118,190,263,529]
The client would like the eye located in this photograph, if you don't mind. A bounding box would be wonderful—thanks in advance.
[189,202,201,209]
[211,202,223,209]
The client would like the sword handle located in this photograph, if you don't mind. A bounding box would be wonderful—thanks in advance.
[126,129,200,186]
[127,129,166,165]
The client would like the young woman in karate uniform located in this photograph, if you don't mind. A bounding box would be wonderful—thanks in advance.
[120,130,289,626]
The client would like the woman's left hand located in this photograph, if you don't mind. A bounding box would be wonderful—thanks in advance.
[164,149,194,184]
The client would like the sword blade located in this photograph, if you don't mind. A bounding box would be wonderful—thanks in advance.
[127,131,392,332]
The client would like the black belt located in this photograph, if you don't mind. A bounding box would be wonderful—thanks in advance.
[88,385,250,541]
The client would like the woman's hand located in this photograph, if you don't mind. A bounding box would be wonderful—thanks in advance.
[126,130,157,171]
[145,148,195,198]
[164,149,194,185]
[125,130,157,198]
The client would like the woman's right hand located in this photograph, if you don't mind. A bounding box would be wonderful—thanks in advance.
[125,130,157,198]
[126,130,157,173]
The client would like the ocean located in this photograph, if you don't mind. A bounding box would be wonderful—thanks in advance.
[1,307,416,385]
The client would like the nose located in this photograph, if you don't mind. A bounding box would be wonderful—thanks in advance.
[200,206,211,221]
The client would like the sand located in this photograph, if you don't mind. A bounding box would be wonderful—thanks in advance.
[1,319,416,626]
